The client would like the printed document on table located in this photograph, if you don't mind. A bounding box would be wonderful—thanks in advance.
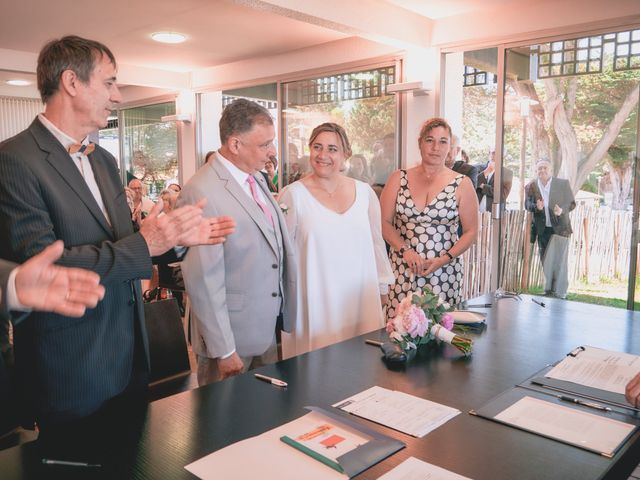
[185,412,348,480]
[494,396,635,456]
[546,346,640,394]
[333,386,460,437]
[377,457,472,480]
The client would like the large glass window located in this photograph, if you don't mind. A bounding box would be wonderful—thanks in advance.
[121,101,178,200]
[504,28,640,307]
[281,66,398,194]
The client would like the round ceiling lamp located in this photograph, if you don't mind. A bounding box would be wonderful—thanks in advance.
[151,32,187,44]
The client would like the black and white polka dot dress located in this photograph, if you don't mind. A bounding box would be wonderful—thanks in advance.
[387,170,464,320]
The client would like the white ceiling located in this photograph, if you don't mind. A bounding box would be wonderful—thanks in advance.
[1,0,638,95]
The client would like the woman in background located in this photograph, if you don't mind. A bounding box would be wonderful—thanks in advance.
[380,118,478,319]
[278,123,393,358]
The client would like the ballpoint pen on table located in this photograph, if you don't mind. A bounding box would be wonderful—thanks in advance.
[531,298,546,307]
[254,373,288,388]
[465,303,492,308]
[557,395,611,412]
[42,459,102,468]
[365,339,384,347]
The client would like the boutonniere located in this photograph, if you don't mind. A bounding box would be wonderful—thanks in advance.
[279,203,289,215]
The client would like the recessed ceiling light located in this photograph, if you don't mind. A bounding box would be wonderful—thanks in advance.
[151,32,187,44]
[6,79,32,86]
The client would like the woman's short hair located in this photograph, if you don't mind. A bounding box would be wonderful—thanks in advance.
[418,118,452,147]
[308,123,352,158]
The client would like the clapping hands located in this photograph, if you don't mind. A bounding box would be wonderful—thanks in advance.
[140,198,236,256]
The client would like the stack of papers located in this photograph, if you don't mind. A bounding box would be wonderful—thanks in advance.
[546,346,640,394]
[333,386,460,437]
[378,457,472,480]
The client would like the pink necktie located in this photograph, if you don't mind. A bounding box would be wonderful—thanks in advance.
[247,175,274,226]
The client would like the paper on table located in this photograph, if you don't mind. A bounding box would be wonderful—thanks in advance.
[333,386,460,438]
[185,412,348,480]
[546,346,640,395]
[377,457,472,480]
[494,396,635,456]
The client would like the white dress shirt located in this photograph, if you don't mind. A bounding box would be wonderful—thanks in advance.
[38,114,111,226]
[537,177,553,227]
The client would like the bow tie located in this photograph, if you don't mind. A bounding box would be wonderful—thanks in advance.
[68,143,95,155]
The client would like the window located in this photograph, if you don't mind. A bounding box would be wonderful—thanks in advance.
[121,102,178,200]
[281,66,398,191]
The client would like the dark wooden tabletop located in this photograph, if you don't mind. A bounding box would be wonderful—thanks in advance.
[3,294,640,479]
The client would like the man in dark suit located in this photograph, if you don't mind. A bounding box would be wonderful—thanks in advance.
[476,148,513,213]
[446,135,478,188]
[525,159,576,298]
[0,36,234,436]
[0,241,105,436]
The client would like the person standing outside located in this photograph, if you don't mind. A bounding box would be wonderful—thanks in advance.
[525,159,575,298]
[0,35,234,433]
[180,99,297,385]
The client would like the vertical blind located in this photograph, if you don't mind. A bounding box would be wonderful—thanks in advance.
[0,96,43,142]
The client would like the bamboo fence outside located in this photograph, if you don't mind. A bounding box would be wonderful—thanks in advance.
[459,206,632,300]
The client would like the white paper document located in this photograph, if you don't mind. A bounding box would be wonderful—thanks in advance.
[185,412,349,480]
[494,396,635,456]
[546,346,640,394]
[378,457,472,480]
[333,386,460,438]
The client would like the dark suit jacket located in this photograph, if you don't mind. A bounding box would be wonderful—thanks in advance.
[0,118,153,421]
[0,260,13,317]
[451,160,478,188]
[476,166,513,207]
[525,177,576,242]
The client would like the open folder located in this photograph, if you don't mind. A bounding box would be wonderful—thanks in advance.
[470,346,640,458]
[185,407,404,480]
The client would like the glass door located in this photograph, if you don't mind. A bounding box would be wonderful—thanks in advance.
[503,28,640,308]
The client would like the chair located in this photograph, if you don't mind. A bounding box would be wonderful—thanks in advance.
[143,298,197,401]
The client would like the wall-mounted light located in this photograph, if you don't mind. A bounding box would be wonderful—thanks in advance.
[6,79,32,86]
[385,81,430,96]
[161,113,192,123]
[151,32,187,44]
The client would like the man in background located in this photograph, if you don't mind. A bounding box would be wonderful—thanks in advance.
[180,99,297,385]
[445,135,478,188]
[476,147,513,213]
[525,159,575,298]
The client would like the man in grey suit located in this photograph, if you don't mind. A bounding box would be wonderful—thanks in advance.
[181,99,297,385]
[0,36,234,433]
[525,159,576,298]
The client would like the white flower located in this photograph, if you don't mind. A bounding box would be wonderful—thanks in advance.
[390,331,404,342]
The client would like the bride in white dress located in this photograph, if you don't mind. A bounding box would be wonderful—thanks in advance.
[279,123,394,359]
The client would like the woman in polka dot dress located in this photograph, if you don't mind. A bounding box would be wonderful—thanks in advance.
[380,118,479,320]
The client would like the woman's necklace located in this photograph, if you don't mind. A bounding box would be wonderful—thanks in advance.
[313,177,341,197]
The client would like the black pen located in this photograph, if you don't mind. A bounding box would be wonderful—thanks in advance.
[557,395,611,412]
[532,298,546,307]
[42,459,102,468]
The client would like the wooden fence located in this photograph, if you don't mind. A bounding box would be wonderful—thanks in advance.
[459,206,633,299]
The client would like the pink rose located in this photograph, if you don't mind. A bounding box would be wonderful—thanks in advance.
[403,305,429,338]
[441,313,454,331]
[385,321,396,334]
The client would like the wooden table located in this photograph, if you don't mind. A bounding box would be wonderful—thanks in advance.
[2,294,640,479]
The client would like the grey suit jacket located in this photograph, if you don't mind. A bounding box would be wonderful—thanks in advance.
[0,117,153,420]
[180,156,297,359]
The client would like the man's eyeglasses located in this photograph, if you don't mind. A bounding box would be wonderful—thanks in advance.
[237,138,275,152]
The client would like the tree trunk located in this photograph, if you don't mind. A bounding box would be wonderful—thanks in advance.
[607,159,633,210]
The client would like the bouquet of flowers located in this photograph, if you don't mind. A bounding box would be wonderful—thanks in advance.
[386,287,472,355]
